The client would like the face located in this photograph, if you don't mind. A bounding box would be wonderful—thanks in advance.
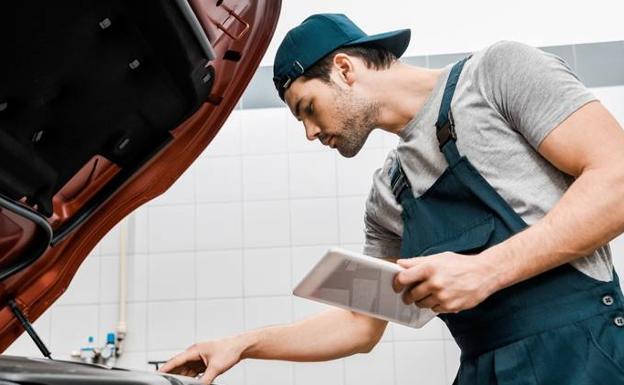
[285,76,379,158]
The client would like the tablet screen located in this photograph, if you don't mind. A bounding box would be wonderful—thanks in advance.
[293,248,436,328]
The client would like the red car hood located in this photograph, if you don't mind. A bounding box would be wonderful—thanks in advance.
[0,0,281,351]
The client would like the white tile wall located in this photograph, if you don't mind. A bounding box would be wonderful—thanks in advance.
[243,154,289,201]
[246,359,293,385]
[196,298,245,341]
[290,198,339,246]
[100,254,148,303]
[336,149,388,196]
[337,196,367,244]
[148,205,195,253]
[11,88,623,384]
[241,108,288,155]
[244,248,292,296]
[395,341,446,385]
[195,156,243,203]
[148,252,195,301]
[294,360,344,385]
[344,343,395,385]
[204,111,242,157]
[196,203,243,250]
[196,250,244,298]
[289,152,337,198]
[244,296,292,331]
[147,301,195,351]
[56,257,100,305]
[243,200,291,248]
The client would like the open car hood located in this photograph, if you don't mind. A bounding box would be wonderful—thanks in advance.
[0,0,281,351]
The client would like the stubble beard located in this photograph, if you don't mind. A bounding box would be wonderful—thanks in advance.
[332,87,379,158]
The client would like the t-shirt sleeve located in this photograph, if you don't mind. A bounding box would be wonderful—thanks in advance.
[478,40,597,149]
[362,154,403,258]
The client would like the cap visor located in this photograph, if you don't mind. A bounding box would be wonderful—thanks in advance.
[345,29,411,58]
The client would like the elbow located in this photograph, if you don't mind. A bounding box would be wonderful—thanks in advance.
[358,338,379,354]
[353,314,387,354]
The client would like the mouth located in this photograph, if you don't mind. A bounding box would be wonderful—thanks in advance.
[320,134,333,147]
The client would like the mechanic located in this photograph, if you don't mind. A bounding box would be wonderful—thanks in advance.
[161,14,624,384]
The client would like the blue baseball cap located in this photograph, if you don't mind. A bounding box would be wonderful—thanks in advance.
[273,14,411,100]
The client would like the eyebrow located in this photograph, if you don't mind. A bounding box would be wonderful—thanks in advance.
[294,98,302,120]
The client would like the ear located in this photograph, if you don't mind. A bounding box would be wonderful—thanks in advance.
[332,53,356,86]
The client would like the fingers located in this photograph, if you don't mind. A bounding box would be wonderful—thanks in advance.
[159,347,201,374]
[401,281,433,304]
[414,294,439,309]
[393,259,429,293]
[396,257,420,268]
[200,366,220,385]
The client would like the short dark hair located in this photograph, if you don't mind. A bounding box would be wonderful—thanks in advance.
[302,45,397,83]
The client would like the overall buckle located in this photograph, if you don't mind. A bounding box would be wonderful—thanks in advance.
[436,110,457,149]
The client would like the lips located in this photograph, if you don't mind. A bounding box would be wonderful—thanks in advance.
[319,134,332,147]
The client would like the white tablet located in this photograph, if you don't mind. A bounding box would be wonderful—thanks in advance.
[293,247,436,328]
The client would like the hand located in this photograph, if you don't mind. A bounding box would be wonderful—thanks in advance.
[392,252,501,313]
[159,336,247,384]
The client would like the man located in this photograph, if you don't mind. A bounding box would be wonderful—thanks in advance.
[161,14,624,384]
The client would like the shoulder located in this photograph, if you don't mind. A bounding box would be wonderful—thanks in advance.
[365,149,399,217]
[482,40,535,58]
[363,149,404,246]
[475,40,565,75]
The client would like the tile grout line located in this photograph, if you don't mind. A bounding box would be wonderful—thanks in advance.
[238,116,248,385]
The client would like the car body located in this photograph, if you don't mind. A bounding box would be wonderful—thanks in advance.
[0,0,281,382]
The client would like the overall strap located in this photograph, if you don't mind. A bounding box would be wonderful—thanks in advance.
[389,56,471,203]
[436,56,471,165]
[389,155,412,203]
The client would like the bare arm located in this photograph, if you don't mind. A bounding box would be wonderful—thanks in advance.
[242,307,387,361]
[484,100,624,289]
[160,307,387,384]
[395,101,624,312]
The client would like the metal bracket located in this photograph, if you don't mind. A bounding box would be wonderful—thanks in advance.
[214,2,250,40]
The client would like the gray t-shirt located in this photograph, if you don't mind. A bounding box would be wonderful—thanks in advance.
[363,40,613,282]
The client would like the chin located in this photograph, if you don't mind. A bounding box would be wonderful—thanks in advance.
[337,146,361,158]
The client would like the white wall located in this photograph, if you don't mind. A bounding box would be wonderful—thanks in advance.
[261,0,624,66]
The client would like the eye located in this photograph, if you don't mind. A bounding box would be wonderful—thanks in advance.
[306,102,314,116]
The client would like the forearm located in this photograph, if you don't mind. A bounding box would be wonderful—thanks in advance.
[483,165,624,291]
[238,308,386,362]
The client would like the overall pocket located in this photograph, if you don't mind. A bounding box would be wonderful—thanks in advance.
[417,214,495,256]
[585,315,624,379]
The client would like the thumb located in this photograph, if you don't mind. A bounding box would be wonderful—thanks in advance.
[200,365,220,385]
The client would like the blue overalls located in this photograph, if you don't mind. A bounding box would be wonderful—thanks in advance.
[389,57,624,384]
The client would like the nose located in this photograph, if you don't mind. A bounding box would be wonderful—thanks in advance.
[303,121,321,141]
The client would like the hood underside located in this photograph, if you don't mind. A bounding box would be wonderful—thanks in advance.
[0,0,281,351]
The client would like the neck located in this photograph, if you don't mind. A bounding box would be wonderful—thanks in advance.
[371,63,444,134]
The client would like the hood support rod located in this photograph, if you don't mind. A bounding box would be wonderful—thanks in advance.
[8,300,51,359]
